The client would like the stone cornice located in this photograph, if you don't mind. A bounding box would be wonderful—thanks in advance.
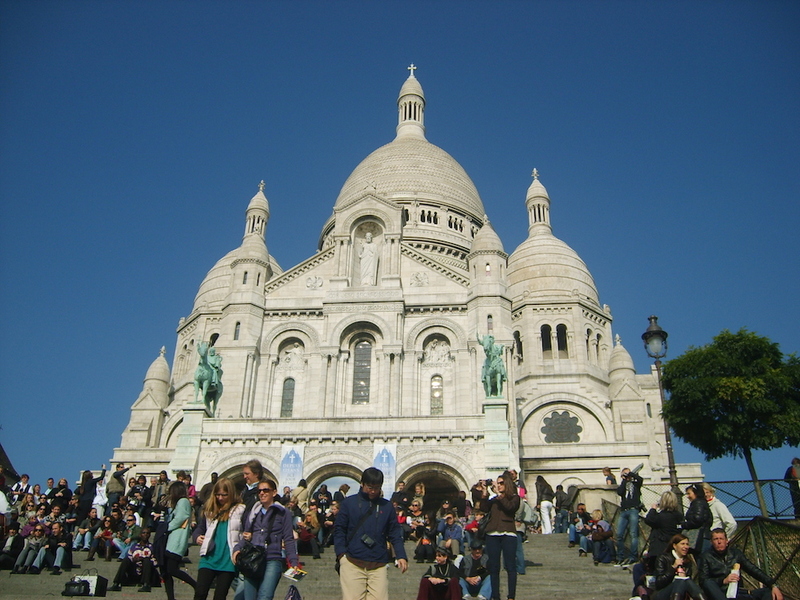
[264,247,335,295]
[401,244,469,286]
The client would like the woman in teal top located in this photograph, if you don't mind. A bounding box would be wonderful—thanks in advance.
[193,477,245,600]
[163,481,197,600]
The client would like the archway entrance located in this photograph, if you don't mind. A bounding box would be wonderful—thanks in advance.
[401,463,465,515]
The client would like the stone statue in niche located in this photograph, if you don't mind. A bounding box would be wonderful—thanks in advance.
[282,342,304,366]
[424,339,451,364]
[358,232,379,286]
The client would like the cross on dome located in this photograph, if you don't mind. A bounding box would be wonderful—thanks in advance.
[258,180,266,192]
[532,168,540,180]
[407,63,417,77]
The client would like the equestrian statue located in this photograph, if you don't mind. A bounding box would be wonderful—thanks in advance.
[478,333,507,398]
[193,341,223,415]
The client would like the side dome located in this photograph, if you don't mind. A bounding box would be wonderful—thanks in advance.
[192,249,236,312]
[508,232,599,304]
[608,336,636,376]
[470,215,505,254]
[334,137,485,219]
[144,347,171,384]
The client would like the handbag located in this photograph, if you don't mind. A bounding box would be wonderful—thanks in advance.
[62,578,90,597]
[236,541,267,579]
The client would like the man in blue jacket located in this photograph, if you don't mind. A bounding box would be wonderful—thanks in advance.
[335,467,408,600]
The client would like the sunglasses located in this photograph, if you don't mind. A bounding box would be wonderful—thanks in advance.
[258,488,275,494]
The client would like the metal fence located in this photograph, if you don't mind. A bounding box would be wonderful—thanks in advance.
[734,517,800,600]
[638,479,798,521]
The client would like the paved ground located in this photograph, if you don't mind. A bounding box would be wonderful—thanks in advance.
[0,533,634,599]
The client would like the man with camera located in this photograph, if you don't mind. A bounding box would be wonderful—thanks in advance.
[615,465,644,566]
[334,467,408,600]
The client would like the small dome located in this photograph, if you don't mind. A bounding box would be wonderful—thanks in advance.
[398,73,424,99]
[508,231,599,304]
[527,177,550,201]
[192,248,283,313]
[145,347,170,383]
[608,335,636,376]
[247,186,270,216]
[470,215,505,254]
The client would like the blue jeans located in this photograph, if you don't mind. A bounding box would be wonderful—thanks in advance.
[486,534,517,600]
[615,508,639,561]
[242,559,283,600]
[515,531,525,574]
[460,574,492,599]
[554,509,569,533]
[73,531,92,549]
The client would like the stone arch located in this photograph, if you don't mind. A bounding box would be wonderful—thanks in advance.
[339,205,392,236]
[330,314,393,348]
[519,395,610,445]
[163,417,184,449]
[196,450,280,489]
[397,448,476,492]
[302,460,367,494]
[261,321,320,355]
[405,317,468,350]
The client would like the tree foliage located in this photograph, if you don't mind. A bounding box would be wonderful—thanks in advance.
[662,329,800,462]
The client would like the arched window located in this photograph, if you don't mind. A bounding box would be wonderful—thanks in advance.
[209,333,219,347]
[487,315,493,332]
[234,322,241,341]
[513,331,523,359]
[243,271,248,285]
[541,325,553,359]
[256,272,260,287]
[557,324,569,358]
[485,263,491,276]
[280,378,295,417]
[430,375,443,415]
[352,340,372,404]
[595,333,602,363]
[586,329,593,362]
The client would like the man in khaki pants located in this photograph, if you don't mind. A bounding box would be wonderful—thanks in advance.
[334,467,408,600]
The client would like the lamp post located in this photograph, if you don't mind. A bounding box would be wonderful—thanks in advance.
[642,315,681,497]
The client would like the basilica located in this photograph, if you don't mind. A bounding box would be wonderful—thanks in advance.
[112,69,686,497]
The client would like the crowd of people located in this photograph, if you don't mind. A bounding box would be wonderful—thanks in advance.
[1,459,793,600]
[561,465,785,600]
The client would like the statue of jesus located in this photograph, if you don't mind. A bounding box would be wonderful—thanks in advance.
[359,232,379,286]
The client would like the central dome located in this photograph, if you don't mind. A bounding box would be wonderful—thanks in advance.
[334,136,484,218]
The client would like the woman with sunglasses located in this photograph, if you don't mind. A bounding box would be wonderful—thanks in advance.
[162,481,197,600]
[233,478,299,600]
[482,470,520,600]
[192,477,245,600]
[86,515,115,561]
[12,524,46,573]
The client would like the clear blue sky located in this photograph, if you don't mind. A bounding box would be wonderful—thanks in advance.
[1,1,798,488]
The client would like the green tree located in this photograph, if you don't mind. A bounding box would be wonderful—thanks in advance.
[661,329,800,517]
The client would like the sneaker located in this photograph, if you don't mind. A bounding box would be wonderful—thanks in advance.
[50,568,62,575]
[578,549,587,556]
[138,584,151,593]
[109,584,122,592]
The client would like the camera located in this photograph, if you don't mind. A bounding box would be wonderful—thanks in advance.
[360,534,376,548]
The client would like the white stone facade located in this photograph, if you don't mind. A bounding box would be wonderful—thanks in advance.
[112,71,699,494]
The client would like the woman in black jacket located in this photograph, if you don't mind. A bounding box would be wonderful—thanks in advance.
[644,490,684,570]
[681,484,712,553]
[653,534,706,600]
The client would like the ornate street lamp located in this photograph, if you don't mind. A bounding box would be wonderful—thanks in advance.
[642,316,681,497]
